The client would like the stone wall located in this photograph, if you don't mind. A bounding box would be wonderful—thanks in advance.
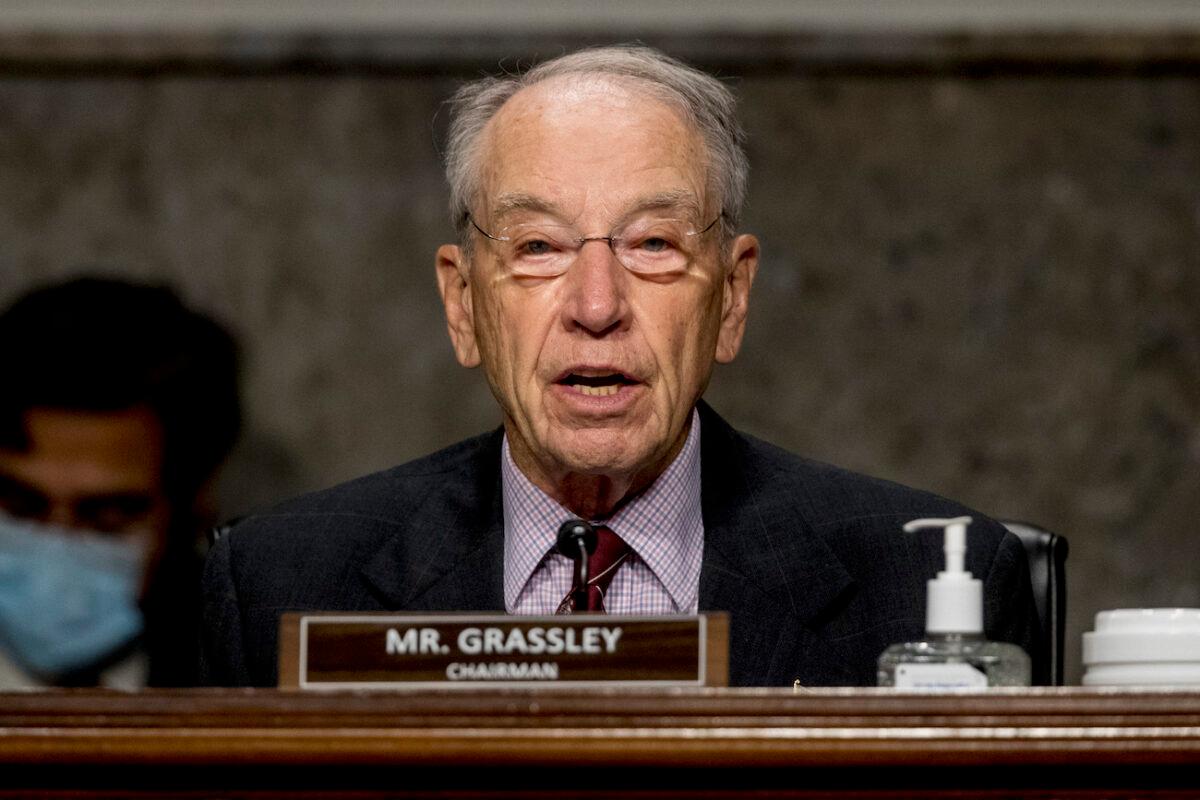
[1,34,1197,682]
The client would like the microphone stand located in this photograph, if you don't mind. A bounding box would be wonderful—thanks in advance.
[556,519,597,612]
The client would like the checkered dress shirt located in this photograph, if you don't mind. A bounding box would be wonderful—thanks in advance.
[502,409,704,615]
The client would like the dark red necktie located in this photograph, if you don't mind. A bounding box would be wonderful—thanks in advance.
[558,525,632,614]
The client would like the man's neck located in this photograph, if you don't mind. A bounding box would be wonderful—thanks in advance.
[505,427,690,520]
[554,471,650,520]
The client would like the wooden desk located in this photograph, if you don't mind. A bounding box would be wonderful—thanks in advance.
[2,688,1200,797]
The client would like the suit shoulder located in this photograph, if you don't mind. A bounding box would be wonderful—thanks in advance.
[226,428,501,541]
[717,422,1009,556]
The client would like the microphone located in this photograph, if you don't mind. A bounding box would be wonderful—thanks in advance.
[556,519,597,612]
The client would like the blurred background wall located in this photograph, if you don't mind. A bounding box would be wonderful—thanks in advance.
[1,1,1198,683]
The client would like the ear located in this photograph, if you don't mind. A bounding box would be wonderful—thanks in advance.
[714,234,759,364]
[436,244,481,368]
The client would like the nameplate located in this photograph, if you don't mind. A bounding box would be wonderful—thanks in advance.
[278,613,728,689]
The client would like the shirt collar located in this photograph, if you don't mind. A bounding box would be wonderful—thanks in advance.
[501,408,703,612]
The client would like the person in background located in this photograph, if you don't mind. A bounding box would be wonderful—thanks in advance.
[0,277,240,688]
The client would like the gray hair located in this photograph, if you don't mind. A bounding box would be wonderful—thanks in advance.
[443,44,748,243]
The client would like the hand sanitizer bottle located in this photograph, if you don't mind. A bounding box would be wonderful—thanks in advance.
[877,516,1031,688]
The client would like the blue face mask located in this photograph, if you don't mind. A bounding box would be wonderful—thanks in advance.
[0,512,146,679]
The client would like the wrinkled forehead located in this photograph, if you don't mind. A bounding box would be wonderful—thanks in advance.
[475,74,713,223]
[0,407,166,499]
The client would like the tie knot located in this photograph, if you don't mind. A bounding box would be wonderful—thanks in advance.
[558,524,631,614]
[588,525,631,583]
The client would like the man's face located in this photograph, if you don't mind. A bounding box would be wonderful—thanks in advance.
[0,406,172,551]
[437,76,758,499]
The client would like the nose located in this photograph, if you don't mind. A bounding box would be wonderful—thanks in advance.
[44,503,79,530]
[561,238,629,335]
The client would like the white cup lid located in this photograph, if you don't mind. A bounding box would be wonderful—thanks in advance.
[1083,608,1200,665]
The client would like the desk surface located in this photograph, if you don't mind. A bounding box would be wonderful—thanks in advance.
[3,688,1200,797]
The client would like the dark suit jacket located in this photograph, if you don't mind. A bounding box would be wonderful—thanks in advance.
[201,403,1039,687]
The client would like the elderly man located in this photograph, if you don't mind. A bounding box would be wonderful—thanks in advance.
[202,45,1038,687]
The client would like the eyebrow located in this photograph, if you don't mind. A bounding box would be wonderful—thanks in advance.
[490,193,560,221]
[0,470,155,510]
[0,471,48,511]
[488,190,706,226]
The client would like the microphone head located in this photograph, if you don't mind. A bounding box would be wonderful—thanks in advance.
[556,519,597,557]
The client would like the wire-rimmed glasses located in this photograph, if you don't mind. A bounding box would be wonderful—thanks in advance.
[467,212,724,277]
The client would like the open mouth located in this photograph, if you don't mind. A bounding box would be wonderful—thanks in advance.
[558,372,639,398]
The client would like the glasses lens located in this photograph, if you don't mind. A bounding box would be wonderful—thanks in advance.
[611,218,698,274]
[496,223,576,277]
[488,216,713,276]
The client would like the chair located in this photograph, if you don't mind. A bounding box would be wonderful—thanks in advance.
[207,519,239,546]
[1001,520,1069,686]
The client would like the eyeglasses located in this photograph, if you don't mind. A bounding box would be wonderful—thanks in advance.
[467,212,724,277]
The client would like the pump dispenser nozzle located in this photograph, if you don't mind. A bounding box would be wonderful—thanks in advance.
[904,516,982,634]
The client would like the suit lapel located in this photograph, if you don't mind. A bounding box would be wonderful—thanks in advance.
[400,522,506,612]
[359,430,507,613]
[697,403,860,686]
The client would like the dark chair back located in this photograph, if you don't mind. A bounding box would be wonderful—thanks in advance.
[207,519,239,547]
[1001,520,1069,686]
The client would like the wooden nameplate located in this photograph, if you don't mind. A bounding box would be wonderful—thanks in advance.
[278,612,728,689]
